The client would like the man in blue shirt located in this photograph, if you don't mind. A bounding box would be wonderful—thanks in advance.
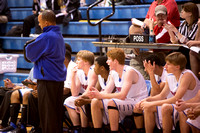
[25,10,66,133]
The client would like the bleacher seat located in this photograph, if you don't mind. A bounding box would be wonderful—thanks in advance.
[9,5,150,21]
[0,37,100,53]
[80,5,150,20]
[10,8,32,21]
[8,0,32,8]
[5,21,131,35]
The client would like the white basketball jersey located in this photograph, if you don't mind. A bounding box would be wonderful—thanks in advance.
[64,60,77,88]
[167,69,200,101]
[77,65,94,94]
[155,68,168,84]
[98,74,110,91]
[111,65,148,99]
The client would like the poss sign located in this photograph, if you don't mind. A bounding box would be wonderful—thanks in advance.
[130,34,155,43]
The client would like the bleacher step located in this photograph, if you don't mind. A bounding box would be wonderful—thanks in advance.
[5,21,131,35]
[0,37,100,53]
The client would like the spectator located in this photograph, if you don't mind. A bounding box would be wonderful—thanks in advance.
[23,0,81,37]
[128,0,180,55]
[64,50,98,133]
[165,2,199,44]
[135,52,200,133]
[0,0,11,23]
[165,2,199,69]
[184,19,200,79]
[22,0,60,37]
[175,90,200,132]
[88,48,148,133]
[129,0,180,35]
[149,5,171,43]
[25,10,67,133]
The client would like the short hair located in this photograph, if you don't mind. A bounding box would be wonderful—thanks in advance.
[41,10,56,23]
[65,43,72,53]
[144,53,165,66]
[165,52,187,70]
[107,48,125,65]
[182,2,199,24]
[76,50,94,65]
[95,56,109,71]
[65,50,71,61]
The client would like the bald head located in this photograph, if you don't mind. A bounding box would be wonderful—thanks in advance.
[38,10,56,29]
[41,10,56,24]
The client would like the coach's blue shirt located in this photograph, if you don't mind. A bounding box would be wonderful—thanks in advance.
[26,25,67,81]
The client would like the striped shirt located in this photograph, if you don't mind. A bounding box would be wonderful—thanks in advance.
[178,20,198,41]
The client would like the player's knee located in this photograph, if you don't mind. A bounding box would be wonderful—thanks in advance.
[161,104,173,115]
[91,98,101,108]
[107,100,116,107]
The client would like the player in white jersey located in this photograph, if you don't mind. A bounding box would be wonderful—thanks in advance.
[175,90,200,132]
[133,53,168,132]
[74,56,110,107]
[143,53,167,96]
[64,50,98,133]
[135,52,200,133]
[88,48,148,133]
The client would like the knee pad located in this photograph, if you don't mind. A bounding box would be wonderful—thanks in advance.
[107,106,118,111]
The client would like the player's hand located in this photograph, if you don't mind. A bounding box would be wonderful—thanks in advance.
[175,99,187,112]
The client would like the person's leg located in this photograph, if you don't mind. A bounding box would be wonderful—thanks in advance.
[23,14,37,37]
[0,90,21,131]
[107,100,119,132]
[190,51,200,79]
[0,90,14,128]
[10,90,21,125]
[79,106,89,133]
[20,91,31,131]
[91,98,104,133]
[0,15,8,23]
[179,112,190,133]
[133,107,145,132]
[190,125,200,133]
[161,104,173,133]
[27,91,41,132]
[66,107,81,126]
[143,105,157,133]
[37,80,64,133]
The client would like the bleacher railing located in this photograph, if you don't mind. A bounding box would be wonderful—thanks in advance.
[87,0,115,55]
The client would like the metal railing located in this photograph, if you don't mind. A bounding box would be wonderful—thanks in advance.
[87,0,115,55]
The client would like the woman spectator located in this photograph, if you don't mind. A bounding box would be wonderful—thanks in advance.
[165,2,199,69]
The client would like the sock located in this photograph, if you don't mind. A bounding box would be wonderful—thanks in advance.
[110,131,118,133]
[10,103,20,125]
[21,105,28,127]
[10,122,17,129]
[81,127,90,133]
[94,128,102,133]
[137,128,145,133]
[72,125,81,133]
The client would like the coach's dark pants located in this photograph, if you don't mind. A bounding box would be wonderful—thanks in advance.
[37,80,64,133]
[28,92,40,128]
